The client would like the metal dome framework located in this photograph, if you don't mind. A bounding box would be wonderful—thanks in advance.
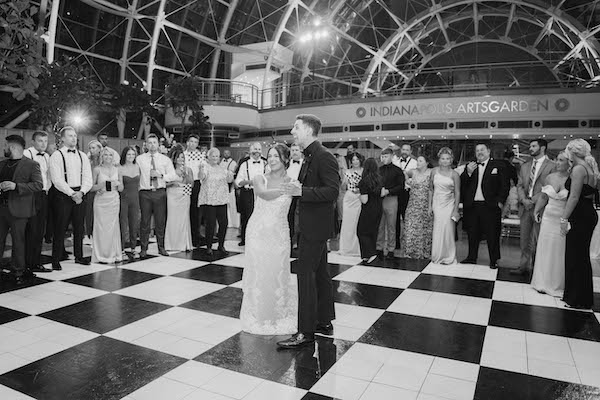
[35,0,600,100]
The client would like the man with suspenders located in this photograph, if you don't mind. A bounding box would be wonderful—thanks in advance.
[235,142,266,246]
[393,144,418,250]
[48,126,93,270]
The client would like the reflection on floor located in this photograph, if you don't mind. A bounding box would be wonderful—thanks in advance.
[0,238,599,400]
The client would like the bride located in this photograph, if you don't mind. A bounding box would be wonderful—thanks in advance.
[240,143,298,335]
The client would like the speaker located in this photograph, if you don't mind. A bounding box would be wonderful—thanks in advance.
[343,126,349,132]
[579,120,589,128]
[447,121,456,130]
[533,120,542,129]
[489,121,498,129]
[374,123,381,131]
[409,122,417,130]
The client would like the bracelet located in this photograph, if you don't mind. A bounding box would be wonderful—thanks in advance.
[560,218,568,223]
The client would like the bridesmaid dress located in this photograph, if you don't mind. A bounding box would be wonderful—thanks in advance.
[530,186,568,297]
[431,172,457,265]
[402,173,433,259]
[164,175,193,252]
[92,169,122,263]
[338,170,362,256]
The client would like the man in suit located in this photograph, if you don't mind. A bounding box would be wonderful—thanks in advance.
[461,143,509,269]
[511,139,556,276]
[287,143,304,253]
[0,135,43,284]
[344,144,355,169]
[277,114,340,349]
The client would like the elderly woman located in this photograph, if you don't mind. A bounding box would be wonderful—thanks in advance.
[199,147,234,256]
[91,148,123,263]
[164,146,194,252]
[84,140,103,241]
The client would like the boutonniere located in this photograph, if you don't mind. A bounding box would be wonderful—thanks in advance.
[491,168,498,174]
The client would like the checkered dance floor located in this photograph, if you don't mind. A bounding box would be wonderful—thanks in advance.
[1,243,599,400]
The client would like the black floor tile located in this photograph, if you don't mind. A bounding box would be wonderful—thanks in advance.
[39,293,171,334]
[40,254,53,265]
[170,248,240,262]
[117,254,158,265]
[65,268,161,292]
[474,367,600,400]
[361,257,430,272]
[0,305,28,325]
[409,273,494,298]
[302,393,343,400]
[328,263,354,278]
[195,332,353,390]
[179,287,242,318]
[593,293,600,313]
[359,312,486,364]
[496,267,531,284]
[0,336,185,400]
[0,272,51,294]
[333,280,402,309]
[173,264,243,285]
[489,301,600,342]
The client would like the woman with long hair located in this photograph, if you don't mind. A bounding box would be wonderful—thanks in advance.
[91,148,123,263]
[338,152,364,256]
[430,147,461,265]
[530,151,570,297]
[118,146,141,260]
[357,158,383,264]
[561,139,599,309]
[335,154,347,236]
[164,146,194,252]
[402,155,433,259]
[84,140,103,241]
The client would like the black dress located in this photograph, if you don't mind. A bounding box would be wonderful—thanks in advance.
[357,183,383,259]
[563,176,599,308]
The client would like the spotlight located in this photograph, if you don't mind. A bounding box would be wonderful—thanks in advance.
[313,18,321,26]
[65,110,89,129]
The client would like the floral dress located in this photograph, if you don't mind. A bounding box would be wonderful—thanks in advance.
[402,172,433,259]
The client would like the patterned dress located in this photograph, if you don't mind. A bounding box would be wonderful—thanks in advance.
[402,172,433,259]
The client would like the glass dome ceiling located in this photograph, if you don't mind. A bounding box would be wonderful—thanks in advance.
[33,0,600,100]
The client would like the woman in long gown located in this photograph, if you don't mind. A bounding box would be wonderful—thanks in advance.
[85,140,103,241]
[240,143,297,335]
[118,146,141,260]
[91,149,123,263]
[530,152,570,297]
[430,148,461,265]
[165,146,194,252]
[402,156,433,259]
[357,158,383,263]
[338,153,364,256]
[561,139,599,309]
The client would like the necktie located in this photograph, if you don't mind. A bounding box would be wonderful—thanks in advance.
[252,161,261,164]
[293,160,300,164]
[529,160,537,197]
[151,154,158,189]
[67,149,76,153]
[37,152,45,156]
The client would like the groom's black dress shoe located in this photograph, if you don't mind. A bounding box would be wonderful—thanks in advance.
[460,258,476,265]
[277,332,315,349]
[315,323,334,336]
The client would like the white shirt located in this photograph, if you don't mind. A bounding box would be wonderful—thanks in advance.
[24,147,51,192]
[49,146,93,196]
[220,158,237,174]
[474,159,489,201]
[528,155,547,198]
[235,157,266,189]
[184,149,205,181]
[287,159,303,181]
[394,155,418,171]
[136,152,177,190]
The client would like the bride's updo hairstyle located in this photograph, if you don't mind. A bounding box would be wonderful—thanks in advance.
[270,142,291,169]
[565,139,600,179]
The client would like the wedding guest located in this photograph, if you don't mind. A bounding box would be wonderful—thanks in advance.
[49,126,93,270]
[430,148,461,264]
[96,132,120,165]
[395,144,418,249]
[338,152,363,256]
[91,148,122,263]
[184,134,204,247]
[376,147,405,259]
[235,142,267,246]
[44,141,57,244]
[344,144,356,169]
[561,139,599,309]
[512,139,556,277]
[0,135,43,284]
[402,155,433,259]
[84,140,103,240]
[335,154,347,235]
[358,158,383,263]
[165,146,194,252]
[119,146,141,260]
[530,151,570,297]
[24,131,52,273]
[199,147,234,256]
[221,150,239,229]
[137,134,176,258]
[287,143,303,249]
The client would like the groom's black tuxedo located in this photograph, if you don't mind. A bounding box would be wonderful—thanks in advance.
[296,140,340,333]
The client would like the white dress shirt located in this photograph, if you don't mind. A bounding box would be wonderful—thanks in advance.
[528,155,547,198]
[474,159,489,201]
[184,149,205,181]
[394,155,418,171]
[136,151,177,190]
[287,159,303,181]
[220,158,238,174]
[49,146,93,196]
[235,157,266,189]
[24,147,51,192]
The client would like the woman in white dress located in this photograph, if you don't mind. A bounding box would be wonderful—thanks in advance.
[338,153,364,256]
[240,143,297,335]
[91,148,123,263]
[531,151,570,297]
[165,146,194,252]
[430,147,461,265]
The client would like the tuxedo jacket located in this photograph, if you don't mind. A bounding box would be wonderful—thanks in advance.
[460,159,509,209]
[298,140,340,240]
[0,157,43,218]
[516,157,556,206]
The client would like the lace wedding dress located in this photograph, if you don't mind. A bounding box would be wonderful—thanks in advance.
[240,175,298,335]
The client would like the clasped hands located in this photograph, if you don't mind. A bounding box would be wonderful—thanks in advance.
[279,181,302,196]
[0,181,16,192]
[71,191,83,204]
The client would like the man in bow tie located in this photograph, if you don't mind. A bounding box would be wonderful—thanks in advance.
[287,143,304,251]
[393,144,418,250]
[220,149,239,230]
[235,142,266,246]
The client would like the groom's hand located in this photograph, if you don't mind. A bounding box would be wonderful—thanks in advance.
[281,181,302,196]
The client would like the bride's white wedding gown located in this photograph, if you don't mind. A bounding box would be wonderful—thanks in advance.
[240,175,298,335]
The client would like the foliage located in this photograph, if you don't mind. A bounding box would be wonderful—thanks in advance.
[0,0,46,100]
[166,76,211,131]
[111,82,161,123]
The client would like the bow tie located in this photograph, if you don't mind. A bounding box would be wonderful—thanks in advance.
[477,162,485,166]
[292,160,301,164]
[67,149,76,154]
[401,158,407,162]
[252,161,261,164]
[37,152,45,156]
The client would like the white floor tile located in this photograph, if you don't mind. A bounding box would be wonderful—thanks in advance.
[429,358,480,382]
[452,296,492,326]
[183,388,235,400]
[359,382,418,400]
[527,358,581,384]
[334,303,384,330]
[42,263,113,281]
[201,369,264,399]
[164,361,226,388]
[10,340,69,362]
[568,338,600,371]
[526,332,574,366]
[387,289,432,315]
[0,385,36,400]
[420,373,476,400]
[216,254,247,268]
[492,281,524,304]
[374,362,429,392]
[311,372,370,400]
[119,257,208,275]
[0,352,30,375]
[329,350,384,381]
[128,377,196,400]
[114,277,224,306]
[420,292,461,320]
[578,366,600,388]
[243,380,306,400]
[482,326,526,357]
[480,349,528,374]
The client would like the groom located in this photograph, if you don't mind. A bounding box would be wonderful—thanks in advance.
[277,114,340,349]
